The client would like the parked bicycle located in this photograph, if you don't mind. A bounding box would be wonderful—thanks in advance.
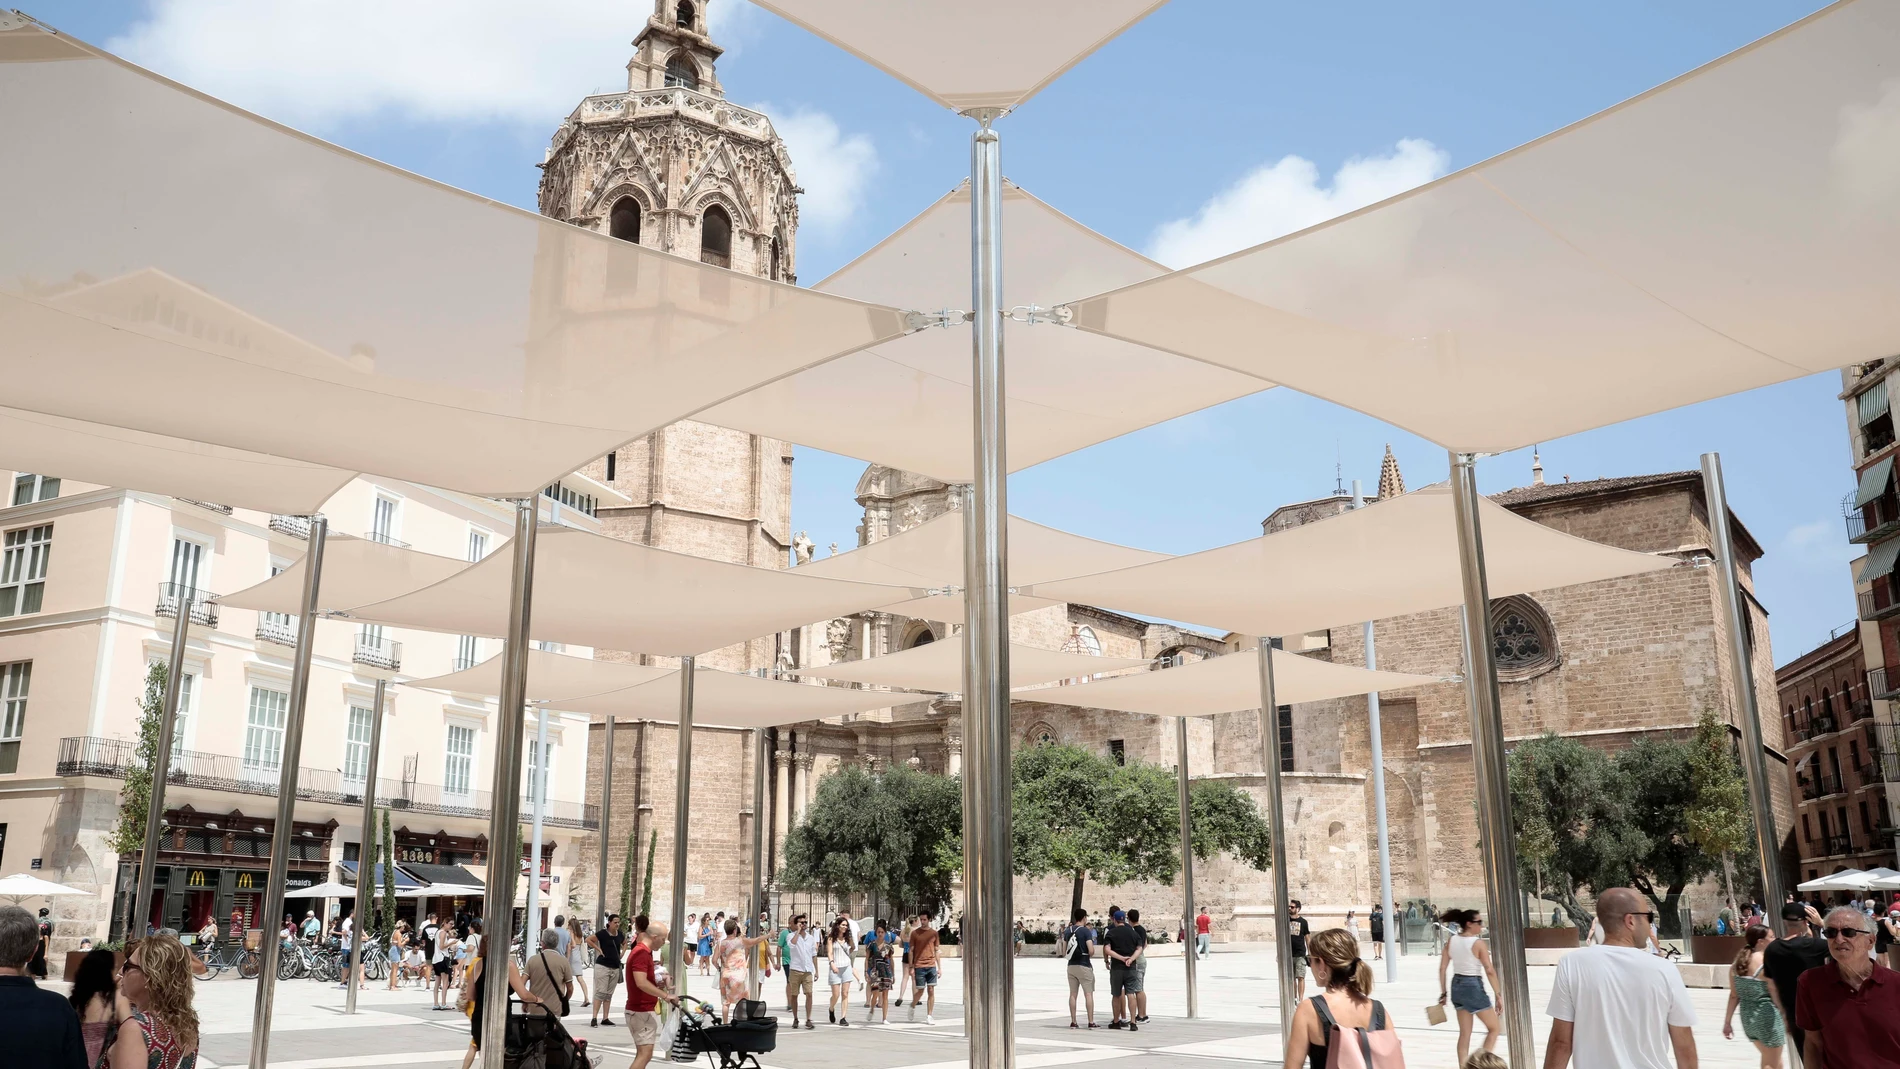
[189,938,262,981]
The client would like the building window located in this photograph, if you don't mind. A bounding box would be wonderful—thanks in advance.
[455,634,480,673]
[0,662,29,774]
[1490,595,1558,678]
[676,1,695,28]
[468,528,490,563]
[0,524,53,617]
[1278,704,1295,773]
[664,52,700,90]
[369,495,400,545]
[542,483,597,517]
[243,687,289,783]
[769,234,783,282]
[526,738,554,805]
[1862,800,1875,835]
[1861,378,1894,455]
[1107,739,1125,765]
[11,474,58,506]
[610,197,641,244]
[168,672,196,769]
[261,560,295,642]
[445,725,476,797]
[1076,626,1103,657]
[1839,806,1853,851]
[605,451,618,483]
[1803,812,1813,843]
[700,206,732,268]
[344,705,374,786]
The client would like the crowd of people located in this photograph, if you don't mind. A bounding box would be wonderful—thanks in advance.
[3,904,202,1069]
[1719,893,1900,1069]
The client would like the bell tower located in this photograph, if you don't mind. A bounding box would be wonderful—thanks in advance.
[627,0,725,96]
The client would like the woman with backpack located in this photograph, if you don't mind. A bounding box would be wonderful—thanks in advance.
[1283,927,1401,1069]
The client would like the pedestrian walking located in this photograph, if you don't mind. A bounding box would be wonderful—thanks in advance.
[682,912,698,972]
[907,911,941,1025]
[456,938,544,1069]
[1543,887,1698,1069]
[1722,923,1786,1068]
[1883,905,1900,971]
[1763,900,1828,1057]
[1284,900,1312,1003]
[1102,909,1143,1032]
[1369,905,1385,961]
[109,933,202,1069]
[785,914,818,1029]
[624,922,681,1069]
[1795,904,1900,1068]
[894,917,913,1006]
[1127,908,1150,1024]
[431,922,460,1011]
[1,905,85,1069]
[586,913,626,1027]
[1436,908,1502,1064]
[24,907,51,983]
[822,917,855,1027]
[385,921,406,991]
[865,920,895,1024]
[1014,920,1024,958]
[1282,927,1399,1069]
[1195,905,1212,960]
[714,918,770,1023]
[1061,907,1098,1029]
[696,915,715,977]
[565,917,590,1004]
[524,929,574,1019]
[1345,910,1361,946]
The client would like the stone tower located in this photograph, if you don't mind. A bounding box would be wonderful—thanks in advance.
[538,0,799,673]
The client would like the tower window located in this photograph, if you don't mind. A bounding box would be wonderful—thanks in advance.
[677,1,695,28]
[1278,704,1295,772]
[700,206,732,268]
[1489,594,1559,679]
[769,236,782,281]
[1108,739,1125,765]
[610,197,641,244]
[665,53,700,90]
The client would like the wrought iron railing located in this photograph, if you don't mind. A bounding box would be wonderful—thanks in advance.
[256,617,297,645]
[268,514,311,539]
[178,499,233,515]
[354,633,402,670]
[1871,667,1900,700]
[156,583,219,626]
[363,530,410,548]
[1801,772,1846,800]
[55,736,597,829]
[1825,832,1857,856]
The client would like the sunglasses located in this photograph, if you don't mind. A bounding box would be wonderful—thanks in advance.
[119,962,143,977]
[1823,926,1872,940]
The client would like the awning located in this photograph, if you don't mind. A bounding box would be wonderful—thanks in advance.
[796,641,1151,695]
[700,182,1271,482]
[0,21,909,497]
[1856,456,1895,508]
[402,864,485,889]
[1063,1,1900,453]
[338,861,422,891]
[1011,646,1440,717]
[1857,537,1900,584]
[219,535,469,615]
[748,1,1166,113]
[1026,485,1674,639]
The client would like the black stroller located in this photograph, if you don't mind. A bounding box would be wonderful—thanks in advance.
[503,998,593,1069]
[670,995,777,1069]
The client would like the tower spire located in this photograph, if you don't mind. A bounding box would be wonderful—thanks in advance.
[1531,446,1545,487]
[1377,445,1405,500]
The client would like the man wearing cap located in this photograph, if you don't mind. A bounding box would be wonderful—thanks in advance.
[1763,900,1828,1058]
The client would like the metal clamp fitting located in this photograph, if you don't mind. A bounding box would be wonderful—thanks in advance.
[904,309,970,331]
[1007,304,1074,326]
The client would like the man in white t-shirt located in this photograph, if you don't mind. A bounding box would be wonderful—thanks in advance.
[1543,887,1698,1069]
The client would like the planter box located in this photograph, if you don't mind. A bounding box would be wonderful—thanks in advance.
[1523,927,1581,949]
[1690,934,1747,965]
[63,949,124,982]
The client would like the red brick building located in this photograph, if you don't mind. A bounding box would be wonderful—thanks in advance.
[1775,629,1896,882]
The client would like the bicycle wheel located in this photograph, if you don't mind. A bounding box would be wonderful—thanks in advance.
[278,951,297,981]
[238,951,261,980]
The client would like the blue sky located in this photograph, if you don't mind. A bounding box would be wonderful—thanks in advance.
[36,0,1860,664]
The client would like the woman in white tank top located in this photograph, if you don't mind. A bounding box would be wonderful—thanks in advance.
[1437,909,1502,1066]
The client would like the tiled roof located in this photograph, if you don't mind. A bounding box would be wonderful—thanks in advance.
[1489,471,1700,508]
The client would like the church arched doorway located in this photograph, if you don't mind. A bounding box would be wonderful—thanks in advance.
[609,197,641,244]
[700,205,732,268]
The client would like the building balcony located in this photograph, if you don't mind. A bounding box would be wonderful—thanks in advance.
[1872,668,1900,701]
[1801,772,1846,800]
[255,615,297,646]
[56,736,598,830]
[1824,832,1857,857]
[155,583,219,627]
[1793,714,1841,742]
[268,514,311,539]
[178,499,233,516]
[1860,589,1900,622]
[353,633,402,671]
[452,656,478,673]
[363,530,410,549]
[1847,492,1900,544]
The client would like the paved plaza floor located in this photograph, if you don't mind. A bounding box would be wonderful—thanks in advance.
[130,944,1774,1069]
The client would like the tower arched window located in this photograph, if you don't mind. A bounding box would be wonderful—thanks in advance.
[769,232,783,281]
[700,205,732,268]
[1489,595,1558,680]
[665,52,700,90]
[609,197,641,244]
[677,1,695,28]
[1076,625,1102,656]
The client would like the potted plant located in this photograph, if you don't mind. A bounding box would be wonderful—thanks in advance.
[1521,922,1581,949]
[1688,921,1746,964]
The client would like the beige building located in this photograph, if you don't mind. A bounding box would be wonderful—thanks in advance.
[0,469,611,952]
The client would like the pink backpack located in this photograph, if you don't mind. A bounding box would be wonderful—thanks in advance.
[1310,996,1407,1069]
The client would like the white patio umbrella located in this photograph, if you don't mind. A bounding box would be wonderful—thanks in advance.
[1796,869,1871,892]
[281,881,356,899]
[0,873,91,900]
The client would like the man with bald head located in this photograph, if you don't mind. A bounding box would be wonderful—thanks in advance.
[626,921,680,1069]
[1794,905,1900,1068]
[1543,887,1698,1069]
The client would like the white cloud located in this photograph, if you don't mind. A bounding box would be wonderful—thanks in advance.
[107,0,764,128]
[1782,518,1858,571]
[1147,138,1450,269]
[769,108,878,235]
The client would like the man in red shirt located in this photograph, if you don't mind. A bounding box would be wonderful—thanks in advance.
[626,921,681,1069]
[1796,905,1900,1068]
[1195,907,1212,960]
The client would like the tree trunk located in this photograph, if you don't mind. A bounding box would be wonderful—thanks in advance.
[1071,872,1086,914]
[1720,853,1737,914]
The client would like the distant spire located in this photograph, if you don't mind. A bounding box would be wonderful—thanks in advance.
[1531,446,1546,487]
[1333,443,1347,498]
[1378,445,1405,499]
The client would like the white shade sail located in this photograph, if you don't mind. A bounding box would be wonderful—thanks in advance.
[700,183,1270,482]
[345,526,920,657]
[1012,646,1439,717]
[527,665,914,727]
[749,0,1167,113]
[0,21,909,496]
[0,408,354,516]
[796,640,1151,694]
[1026,485,1675,639]
[219,535,469,616]
[407,649,672,704]
[1064,0,1900,453]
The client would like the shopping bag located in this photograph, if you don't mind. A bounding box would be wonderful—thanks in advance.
[656,1011,681,1056]
[1423,1003,1447,1026]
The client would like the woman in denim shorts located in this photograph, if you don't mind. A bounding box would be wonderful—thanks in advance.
[1435,909,1502,1066]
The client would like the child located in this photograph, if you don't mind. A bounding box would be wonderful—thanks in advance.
[1463,1053,1507,1069]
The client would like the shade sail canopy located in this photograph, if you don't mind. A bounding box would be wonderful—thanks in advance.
[1026,485,1674,638]
[796,640,1151,694]
[700,183,1270,482]
[347,526,919,657]
[219,535,469,616]
[1012,646,1439,717]
[1065,0,1900,453]
[749,1,1166,113]
[0,21,909,496]
[407,649,672,703]
[0,408,354,516]
[541,665,913,727]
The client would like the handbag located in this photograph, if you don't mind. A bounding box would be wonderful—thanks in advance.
[1423,1003,1447,1026]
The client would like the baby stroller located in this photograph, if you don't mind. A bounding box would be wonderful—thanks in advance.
[670,996,777,1069]
[503,997,593,1069]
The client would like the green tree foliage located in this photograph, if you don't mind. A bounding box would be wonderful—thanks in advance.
[780,763,962,915]
[638,828,656,919]
[110,662,168,858]
[618,828,637,923]
[1683,710,1755,905]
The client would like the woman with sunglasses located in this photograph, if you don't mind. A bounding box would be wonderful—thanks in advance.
[108,934,200,1069]
[1436,908,1502,1066]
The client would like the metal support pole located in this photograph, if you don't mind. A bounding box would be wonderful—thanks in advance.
[748,726,768,997]
[346,677,387,1015]
[962,109,1014,1069]
[596,714,616,930]
[1255,641,1295,1045]
[1448,452,1533,1069]
[1351,481,1399,983]
[668,656,696,992]
[134,570,195,934]
[1174,717,1198,1019]
[478,500,539,1069]
[526,704,549,960]
[248,517,328,1069]
[1701,453,1787,911]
